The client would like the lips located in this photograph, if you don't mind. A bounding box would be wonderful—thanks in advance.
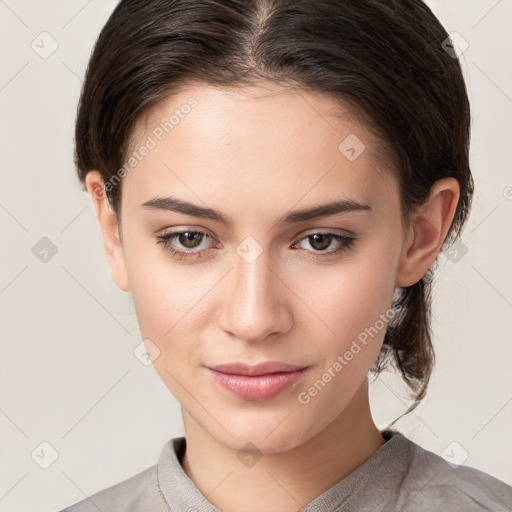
[206,361,309,401]
[207,361,307,376]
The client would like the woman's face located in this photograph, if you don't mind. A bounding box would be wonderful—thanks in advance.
[117,82,407,453]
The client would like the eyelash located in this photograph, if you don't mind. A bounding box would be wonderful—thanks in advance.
[155,230,356,261]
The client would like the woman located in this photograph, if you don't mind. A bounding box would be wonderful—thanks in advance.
[60,0,512,510]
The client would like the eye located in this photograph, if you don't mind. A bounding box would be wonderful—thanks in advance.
[156,230,214,260]
[156,229,356,261]
[292,232,355,260]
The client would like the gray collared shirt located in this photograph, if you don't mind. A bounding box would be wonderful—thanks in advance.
[59,429,512,511]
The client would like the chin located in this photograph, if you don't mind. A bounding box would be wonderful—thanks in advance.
[203,411,321,455]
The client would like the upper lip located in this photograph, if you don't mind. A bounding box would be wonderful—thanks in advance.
[207,361,308,376]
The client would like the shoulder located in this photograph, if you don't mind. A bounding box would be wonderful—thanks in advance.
[394,433,512,511]
[57,464,169,512]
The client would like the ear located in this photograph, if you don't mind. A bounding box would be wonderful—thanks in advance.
[396,177,460,287]
[85,171,130,292]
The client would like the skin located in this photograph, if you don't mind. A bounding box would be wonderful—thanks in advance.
[85,82,459,512]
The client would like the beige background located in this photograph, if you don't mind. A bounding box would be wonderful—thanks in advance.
[0,1,511,511]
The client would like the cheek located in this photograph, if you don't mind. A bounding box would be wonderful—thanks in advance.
[294,265,394,413]
[127,260,213,399]
[292,249,397,389]
[294,255,396,344]
[124,241,220,383]
[124,234,204,333]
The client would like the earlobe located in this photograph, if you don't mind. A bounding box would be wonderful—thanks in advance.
[396,178,460,287]
[85,171,131,292]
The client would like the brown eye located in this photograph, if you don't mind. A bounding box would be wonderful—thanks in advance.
[177,231,204,249]
[293,232,356,260]
[156,230,214,260]
[308,234,334,251]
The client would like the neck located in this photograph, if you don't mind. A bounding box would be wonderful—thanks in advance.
[179,380,385,512]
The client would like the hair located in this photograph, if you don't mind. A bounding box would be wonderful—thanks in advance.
[74,0,473,417]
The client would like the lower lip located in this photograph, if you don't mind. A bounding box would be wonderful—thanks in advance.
[207,368,308,401]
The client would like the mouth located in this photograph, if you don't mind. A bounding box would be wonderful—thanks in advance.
[206,362,309,401]
[206,361,308,376]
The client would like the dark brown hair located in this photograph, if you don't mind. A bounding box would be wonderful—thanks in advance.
[74,0,473,415]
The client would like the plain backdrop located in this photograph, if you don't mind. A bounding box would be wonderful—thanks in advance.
[0,1,511,511]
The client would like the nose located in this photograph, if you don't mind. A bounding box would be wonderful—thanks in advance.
[217,249,294,343]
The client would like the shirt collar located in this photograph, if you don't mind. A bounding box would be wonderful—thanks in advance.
[157,429,410,511]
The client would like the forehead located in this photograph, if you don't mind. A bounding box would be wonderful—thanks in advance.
[122,82,397,214]
[133,81,368,151]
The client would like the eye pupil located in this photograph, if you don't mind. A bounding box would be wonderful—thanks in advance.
[180,231,202,248]
[309,234,331,251]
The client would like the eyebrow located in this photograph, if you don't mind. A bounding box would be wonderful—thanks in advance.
[140,196,372,227]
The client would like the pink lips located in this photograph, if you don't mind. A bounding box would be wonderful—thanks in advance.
[206,361,309,401]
